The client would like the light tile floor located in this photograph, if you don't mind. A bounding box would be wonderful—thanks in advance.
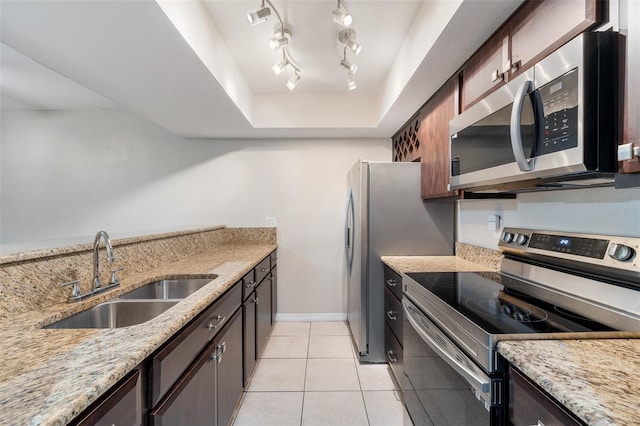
[233,321,405,426]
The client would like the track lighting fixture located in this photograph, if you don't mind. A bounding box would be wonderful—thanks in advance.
[340,58,357,74]
[247,2,271,26]
[286,72,301,91]
[332,0,353,27]
[347,72,357,91]
[338,28,362,55]
[269,27,291,50]
[247,0,303,91]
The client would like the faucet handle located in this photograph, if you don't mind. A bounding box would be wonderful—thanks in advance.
[109,267,124,286]
[61,279,82,300]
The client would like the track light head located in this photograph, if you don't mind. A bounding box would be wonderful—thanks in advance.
[269,27,291,50]
[332,8,353,26]
[338,28,362,55]
[286,72,301,91]
[340,59,357,74]
[247,6,271,26]
[347,72,357,91]
[272,58,289,75]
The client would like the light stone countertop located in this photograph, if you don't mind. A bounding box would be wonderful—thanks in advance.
[381,254,640,426]
[0,243,275,426]
[498,339,640,426]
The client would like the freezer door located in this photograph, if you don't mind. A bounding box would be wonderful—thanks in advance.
[346,160,368,357]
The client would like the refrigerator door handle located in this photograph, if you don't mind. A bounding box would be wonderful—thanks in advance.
[345,189,355,269]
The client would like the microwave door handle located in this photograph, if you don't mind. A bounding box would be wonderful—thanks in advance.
[510,79,534,172]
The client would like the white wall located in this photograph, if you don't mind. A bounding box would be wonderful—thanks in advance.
[0,110,391,318]
[457,187,640,249]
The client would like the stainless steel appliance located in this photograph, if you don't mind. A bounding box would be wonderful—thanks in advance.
[345,160,454,363]
[449,32,620,191]
[402,227,640,425]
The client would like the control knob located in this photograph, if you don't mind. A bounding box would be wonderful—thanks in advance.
[515,234,529,246]
[502,232,514,243]
[607,243,636,262]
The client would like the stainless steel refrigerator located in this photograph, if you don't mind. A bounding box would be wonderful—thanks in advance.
[345,160,455,363]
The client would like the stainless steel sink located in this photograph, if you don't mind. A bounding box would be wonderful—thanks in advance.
[119,277,216,300]
[45,300,178,329]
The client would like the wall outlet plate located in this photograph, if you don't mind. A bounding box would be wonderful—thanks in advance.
[265,217,277,227]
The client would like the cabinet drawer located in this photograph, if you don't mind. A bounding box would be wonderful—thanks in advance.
[270,250,277,269]
[255,256,271,285]
[383,266,402,301]
[509,365,583,426]
[241,269,256,301]
[384,286,402,343]
[150,283,241,407]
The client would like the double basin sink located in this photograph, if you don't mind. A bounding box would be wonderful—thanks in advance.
[46,277,217,329]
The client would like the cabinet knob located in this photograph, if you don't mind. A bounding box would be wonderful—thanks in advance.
[386,310,397,321]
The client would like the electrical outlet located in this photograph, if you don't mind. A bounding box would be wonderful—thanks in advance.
[265,217,277,227]
[488,214,501,232]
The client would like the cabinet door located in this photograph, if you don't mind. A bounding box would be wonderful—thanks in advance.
[417,77,460,199]
[508,365,582,426]
[216,310,244,426]
[620,0,640,174]
[256,278,272,358]
[243,293,257,388]
[509,0,599,77]
[150,342,217,426]
[462,27,509,110]
[270,265,277,324]
[72,369,142,426]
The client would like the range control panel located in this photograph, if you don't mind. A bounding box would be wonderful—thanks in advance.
[498,227,639,272]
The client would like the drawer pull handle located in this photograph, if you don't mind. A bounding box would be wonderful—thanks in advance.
[386,310,397,321]
[385,279,397,287]
[245,281,256,289]
[530,422,545,426]
[386,350,397,363]
[261,267,268,272]
[207,315,225,330]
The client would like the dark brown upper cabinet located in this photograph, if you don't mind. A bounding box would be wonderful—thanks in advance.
[462,0,600,111]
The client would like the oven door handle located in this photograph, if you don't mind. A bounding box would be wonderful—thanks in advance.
[403,298,491,395]
[510,79,534,172]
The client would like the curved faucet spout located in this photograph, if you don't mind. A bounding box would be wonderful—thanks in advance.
[93,230,114,290]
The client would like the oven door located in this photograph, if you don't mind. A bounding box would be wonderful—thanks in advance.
[402,298,504,425]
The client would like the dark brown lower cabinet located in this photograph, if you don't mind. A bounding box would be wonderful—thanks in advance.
[243,291,257,388]
[150,309,243,426]
[255,277,272,357]
[270,265,277,324]
[508,365,584,426]
[70,368,142,426]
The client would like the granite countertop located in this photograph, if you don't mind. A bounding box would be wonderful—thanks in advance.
[499,339,640,426]
[381,255,497,274]
[0,243,276,426]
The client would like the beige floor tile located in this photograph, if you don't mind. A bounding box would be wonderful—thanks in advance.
[248,358,307,391]
[363,390,405,426]
[233,392,303,426]
[271,321,311,336]
[308,335,354,358]
[305,358,360,391]
[261,336,309,358]
[301,391,368,426]
[310,321,350,335]
[356,363,398,390]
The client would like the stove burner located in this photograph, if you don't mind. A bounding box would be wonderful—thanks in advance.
[465,297,548,323]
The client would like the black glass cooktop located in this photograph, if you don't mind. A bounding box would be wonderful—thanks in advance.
[405,272,614,335]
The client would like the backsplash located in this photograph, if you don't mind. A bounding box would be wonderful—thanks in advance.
[0,226,276,320]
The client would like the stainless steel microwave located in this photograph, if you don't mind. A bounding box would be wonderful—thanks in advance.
[449,32,620,191]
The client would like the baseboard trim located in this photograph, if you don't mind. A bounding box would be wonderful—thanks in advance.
[274,313,347,322]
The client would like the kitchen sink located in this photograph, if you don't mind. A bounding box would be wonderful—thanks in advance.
[45,300,178,329]
[118,277,216,300]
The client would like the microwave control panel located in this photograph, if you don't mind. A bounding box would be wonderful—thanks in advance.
[537,68,579,155]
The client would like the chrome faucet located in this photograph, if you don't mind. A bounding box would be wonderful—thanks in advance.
[93,230,115,291]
